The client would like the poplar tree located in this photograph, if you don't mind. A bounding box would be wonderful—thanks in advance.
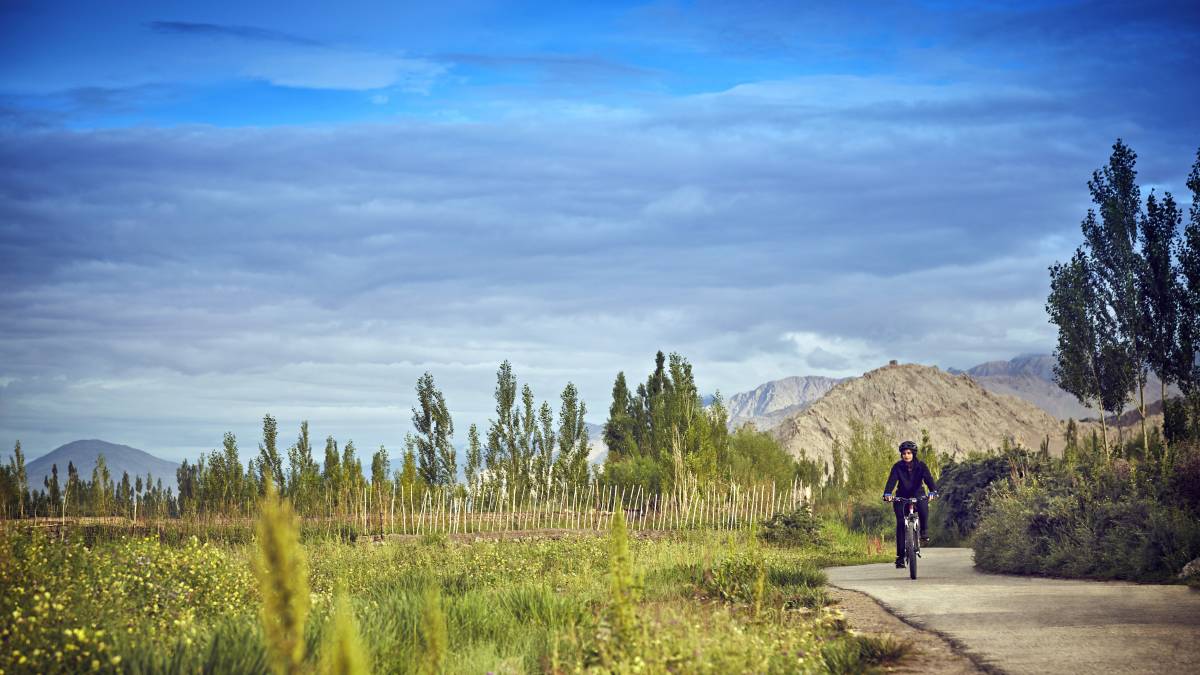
[1047,249,1126,451]
[221,432,243,513]
[533,400,556,491]
[370,445,390,505]
[1082,139,1149,455]
[516,384,537,490]
[412,372,455,486]
[286,421,319,509]
[257,413,283,492]
[322,436,341,505]
[602,372,638,461]
[1176,149,1200,417]
[465,424,482,490]
[9,441,26,518]
[1139,192,1183,405]
[485,361,518,484]
[46,463,61,509]
[555,382,589,490]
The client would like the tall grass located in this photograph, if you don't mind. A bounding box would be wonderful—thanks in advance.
[606,504,640,658]
[253,481,311,675]
[3,508,900,674]
[319,588,370,675]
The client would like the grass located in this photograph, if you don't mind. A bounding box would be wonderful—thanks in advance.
[0,515,896,674]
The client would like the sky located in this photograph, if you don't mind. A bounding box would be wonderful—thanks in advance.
[2,0,1199,463]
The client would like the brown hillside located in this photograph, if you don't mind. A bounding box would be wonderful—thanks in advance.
[770,362,1072,472]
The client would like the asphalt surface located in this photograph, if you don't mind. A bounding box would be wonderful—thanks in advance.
[825,548,1200,675]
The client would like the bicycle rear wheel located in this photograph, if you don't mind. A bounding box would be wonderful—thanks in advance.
[906,521,918,580]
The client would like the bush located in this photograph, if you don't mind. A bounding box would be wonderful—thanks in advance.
[699,552,763,603]
[932,450,1050,544]
[844,498,894,537]
[972,479,1200,582]
[759,505,825,546]
[1169,442,1200,514]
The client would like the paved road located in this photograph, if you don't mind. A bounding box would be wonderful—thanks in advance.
[825,548,1200,675]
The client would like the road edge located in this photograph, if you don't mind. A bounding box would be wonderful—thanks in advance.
[827,583,1006,675]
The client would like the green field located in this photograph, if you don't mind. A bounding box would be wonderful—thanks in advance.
[0,508,901,674]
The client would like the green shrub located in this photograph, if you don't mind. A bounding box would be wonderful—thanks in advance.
[973,479,1200,582]
[821,633,909,674]
[844,498,893,536]
[703,552,763,602]
[1169,442,1200,514]
[759,505,825,546]
[931,453,1015,544]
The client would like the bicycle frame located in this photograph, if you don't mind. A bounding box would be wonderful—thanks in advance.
[895,495,928,580]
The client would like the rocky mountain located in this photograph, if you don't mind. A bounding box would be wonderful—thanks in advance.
[26,439,180,493]
[726,375,846,430]
[770,362,1072,474]
[953,354,1171,421]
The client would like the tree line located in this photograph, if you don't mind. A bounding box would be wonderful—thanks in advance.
[0,361,593,519]
[1047,140,1200,457]
[599,350,812,493]
[2,352,813,520]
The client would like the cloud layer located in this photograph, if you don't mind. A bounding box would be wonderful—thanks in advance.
[1,1,1198,462]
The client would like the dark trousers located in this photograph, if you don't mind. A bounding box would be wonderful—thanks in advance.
[893,499,929,557]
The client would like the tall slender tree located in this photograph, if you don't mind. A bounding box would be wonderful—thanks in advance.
[602,372,638,462]
[322,436,342,506]
[1048,249,1126,451]
[533,400,556,492]
[1139,192,1183,405]
[257,414,282,491]
[555,382,589,490]
[464,424,482,490]
[9,441,26,518]
[1082,139,1150,454]
[412,372,456,486]
[45,463,61,510]
[485,361,518,486]
[286,421,319,508]
[1176,148,1200,419]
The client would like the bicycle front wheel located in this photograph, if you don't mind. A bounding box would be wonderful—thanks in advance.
[906,521,918,580]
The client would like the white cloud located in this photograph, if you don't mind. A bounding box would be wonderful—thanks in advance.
[244,48,445,92]
[4,71,1193,461]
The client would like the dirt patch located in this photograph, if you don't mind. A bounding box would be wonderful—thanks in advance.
[827,586,986,674]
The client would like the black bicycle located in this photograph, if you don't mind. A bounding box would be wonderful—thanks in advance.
[892,495,930,580]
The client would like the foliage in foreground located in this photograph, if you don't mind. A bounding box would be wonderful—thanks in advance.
[972,439,1200,582]
[0,511,897,674]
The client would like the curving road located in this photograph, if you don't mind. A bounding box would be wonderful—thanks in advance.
[825,548,1200,675]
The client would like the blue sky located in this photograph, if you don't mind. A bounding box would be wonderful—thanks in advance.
[2,0,1199,462]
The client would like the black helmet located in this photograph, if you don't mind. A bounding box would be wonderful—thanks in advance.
[898,440,918,455]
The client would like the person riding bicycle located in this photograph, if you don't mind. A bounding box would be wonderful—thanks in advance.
[882,440,938,568]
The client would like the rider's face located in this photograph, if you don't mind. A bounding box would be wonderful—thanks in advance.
[901,449,914,462]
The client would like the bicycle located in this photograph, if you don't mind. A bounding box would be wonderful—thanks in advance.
[890,495,930,580]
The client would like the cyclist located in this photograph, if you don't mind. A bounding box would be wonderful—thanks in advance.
[882,440,938,568]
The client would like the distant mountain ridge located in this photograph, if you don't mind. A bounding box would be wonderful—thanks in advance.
[954,354,1057,380]
[26,440,180,493]
[770,362,1071,475]
[950,354,1171,421]
[726,375,846,430]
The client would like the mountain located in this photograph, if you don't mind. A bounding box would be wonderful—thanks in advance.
[586,422,608,464]
[770,362,1072,474]
[726,375,846,430]
[26,439,180,493]
[953,354,1172,421]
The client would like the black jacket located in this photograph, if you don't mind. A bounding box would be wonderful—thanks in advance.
[883,459,937,498]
